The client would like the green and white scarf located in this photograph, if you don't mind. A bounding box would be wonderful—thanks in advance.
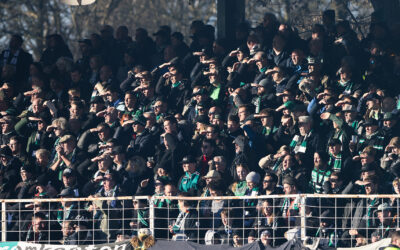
[290,131,311,154]
[328,153,342,171]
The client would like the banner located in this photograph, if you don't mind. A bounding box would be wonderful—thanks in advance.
[0,241,131,250]
[0,240,292,250]
[0,238,392,250]
[337,238,391,250]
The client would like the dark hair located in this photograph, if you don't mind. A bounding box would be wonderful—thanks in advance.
[32,212,46,220]
[164,115,177,125]
[191,20,204,30]
[117,25,128,33]
[104,84,120,94]
[262,198,274,206]
[228,114,239,124]
[207,124,219,133]
[330,171,343,180]
[125,91,137,98]
[90,54,104,65]
[264,172,278,183]
[234,163,250,181]
[71,100,85,110]
[12,34,23,45]
[238,104,255,114]
[323,9,335,20]
[171,32,184,41]
[312,24,326,35]
[178,192,196,207]
[202,138,216,148]
[97,122,110,131]
[207,181,224,193]
[30,62,43,74]
[277,66,289,77]
[315,151,329,164]
[70,65,82,74]
[364,175,379,185]
[136,28,148,36]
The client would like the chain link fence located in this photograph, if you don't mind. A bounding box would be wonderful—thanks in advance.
[1,194,399,247]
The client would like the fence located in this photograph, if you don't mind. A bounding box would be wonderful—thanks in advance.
[1,194,400,247]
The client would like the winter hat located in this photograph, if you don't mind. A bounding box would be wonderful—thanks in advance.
[246,171,260,184]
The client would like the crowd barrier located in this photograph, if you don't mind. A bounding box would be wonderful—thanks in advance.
[1,194,399,248]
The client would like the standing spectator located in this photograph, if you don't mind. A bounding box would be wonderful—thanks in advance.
[0,34,33,84]
[169,192,200,242]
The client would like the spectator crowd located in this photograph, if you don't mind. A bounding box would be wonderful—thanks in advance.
[2,8,400,248]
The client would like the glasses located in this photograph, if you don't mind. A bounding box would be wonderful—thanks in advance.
[330,178,338,183]
[208,112,215,115]
[154,105,162,109]
[263,179,272,183]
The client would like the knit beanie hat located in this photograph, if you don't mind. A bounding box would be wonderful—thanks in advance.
[246,171,260,184]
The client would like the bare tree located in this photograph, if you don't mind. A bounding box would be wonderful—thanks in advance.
[0,0,381,61]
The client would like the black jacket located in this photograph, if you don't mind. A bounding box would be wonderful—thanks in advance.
[156,77,191,113]
[174,208,200,242]
[127,129,154,158]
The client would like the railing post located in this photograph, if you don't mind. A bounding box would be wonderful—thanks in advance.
[300,195,306,241]
[1,201,6,242]
[149,196,155,236]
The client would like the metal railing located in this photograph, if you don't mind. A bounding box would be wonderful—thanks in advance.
[1,194,399,247]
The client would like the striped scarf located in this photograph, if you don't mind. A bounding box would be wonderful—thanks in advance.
[2,49,19,66]
[290,131,311,154]
[310,168,331,193]
[328,153,342,171]
[359,131,385,151]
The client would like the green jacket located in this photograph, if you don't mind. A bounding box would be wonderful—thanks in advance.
[179,171,200,193]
